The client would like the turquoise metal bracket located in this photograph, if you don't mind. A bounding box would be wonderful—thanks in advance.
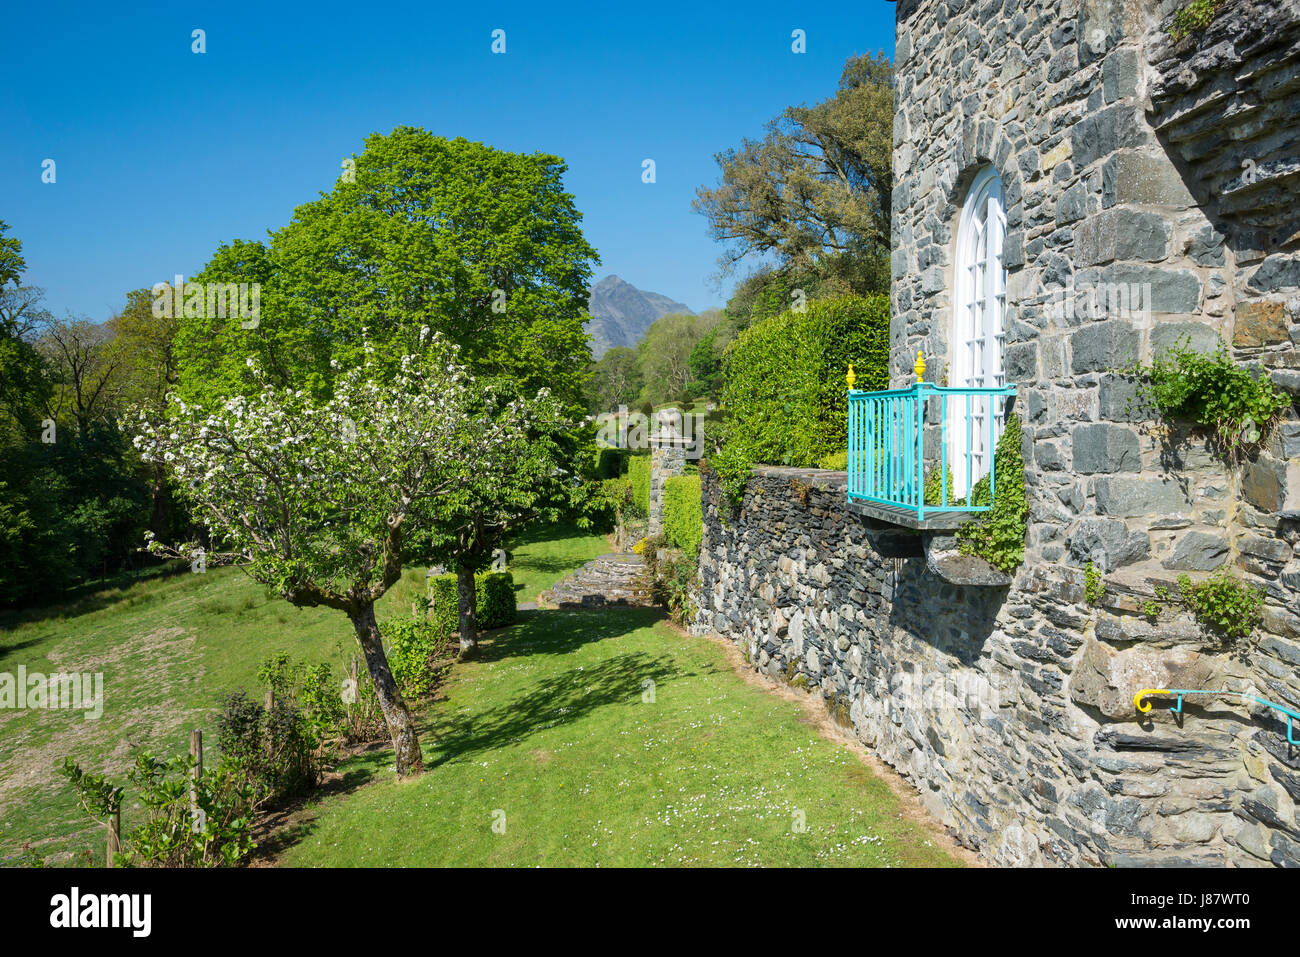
[1135,688,1300,745]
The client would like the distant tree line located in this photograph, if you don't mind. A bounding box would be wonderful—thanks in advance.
[0,222,192,607]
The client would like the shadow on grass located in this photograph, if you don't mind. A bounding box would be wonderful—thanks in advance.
[474,605,665,664]
[0,635,50,665]
[0,561,192,632]
[428,645,689,770]
[263,604,674,860]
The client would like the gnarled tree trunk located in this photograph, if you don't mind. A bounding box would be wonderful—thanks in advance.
[456,564,479,658]
[349,602,423,776]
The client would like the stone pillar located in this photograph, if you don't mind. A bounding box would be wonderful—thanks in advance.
[648,409,687,537]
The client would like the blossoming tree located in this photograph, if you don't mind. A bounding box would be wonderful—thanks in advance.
[134,332,559,775]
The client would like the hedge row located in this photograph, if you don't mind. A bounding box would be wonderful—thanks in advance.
[427,571,517,633]
[628,453,651,517]
[663,474,703,559]
[720,294,890,468]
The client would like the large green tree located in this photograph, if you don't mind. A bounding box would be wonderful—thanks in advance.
[694,52,893,282]
[175,128,599,410]
[637,310,722,406]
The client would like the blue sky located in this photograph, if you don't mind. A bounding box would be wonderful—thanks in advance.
[2,1,894,321]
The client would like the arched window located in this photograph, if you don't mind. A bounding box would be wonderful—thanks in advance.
[949,167,1007,498]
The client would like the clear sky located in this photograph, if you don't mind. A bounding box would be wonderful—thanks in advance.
[2,0,894,322]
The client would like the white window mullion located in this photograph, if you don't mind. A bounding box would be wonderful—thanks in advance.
[950,167,1007,499]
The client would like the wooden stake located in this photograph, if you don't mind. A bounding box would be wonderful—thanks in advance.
[189,728,203,815]
[106,810,121,867]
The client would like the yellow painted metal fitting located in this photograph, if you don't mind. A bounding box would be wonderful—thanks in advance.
[1133,689,1168,714]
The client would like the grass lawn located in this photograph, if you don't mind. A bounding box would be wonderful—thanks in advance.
[0,523,608,864]
[278,605,961,867]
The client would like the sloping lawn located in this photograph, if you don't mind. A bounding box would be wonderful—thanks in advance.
[279,606,961,867]
[0,565,429,863]
[0,523,608,864]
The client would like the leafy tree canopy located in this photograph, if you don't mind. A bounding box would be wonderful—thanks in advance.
[695,53,893,284]
[175,128,600,411]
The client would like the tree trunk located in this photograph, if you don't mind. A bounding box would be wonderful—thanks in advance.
[456,564,478,658]
[349,603,423,776]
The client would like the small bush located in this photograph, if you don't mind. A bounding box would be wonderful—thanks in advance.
[382,616,452,699]
[477,572,517,628]
[818,450,848,470]
[595,447,630,479]
[62,749,257,868]
[639,533,698,626]
[705,443,754,511]
[214,689,318,806]
[427,570,518,634]
[1178,569,1264,642]
[1134,339,1290,462]
[663,474,703,559]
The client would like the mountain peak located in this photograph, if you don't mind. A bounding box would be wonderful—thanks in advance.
[586,275,693,359]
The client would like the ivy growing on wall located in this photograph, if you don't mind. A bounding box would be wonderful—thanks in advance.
[955,413,1028,574]
[1131,340,1290,463]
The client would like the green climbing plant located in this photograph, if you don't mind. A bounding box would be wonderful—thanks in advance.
[1131,339,1290,463]
[955,414,1028,574]
[1170,0,1226,40]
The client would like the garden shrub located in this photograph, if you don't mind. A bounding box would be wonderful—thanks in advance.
[427,570,518,634]
[663,474,703,559]
[477,571,517,628]
[596,447,630,479]
[639,533,698,626]
[61,750,257,868]
[381,616,453,699]
[705,443,754,511]
[627,453,651,517]
[214,688,319,806]
[720,294,889,468]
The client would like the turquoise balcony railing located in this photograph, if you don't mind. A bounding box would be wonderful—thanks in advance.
[846,380,1017,526]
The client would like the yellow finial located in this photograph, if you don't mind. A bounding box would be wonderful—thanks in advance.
[846,364,856,389]
[914,350,926,380]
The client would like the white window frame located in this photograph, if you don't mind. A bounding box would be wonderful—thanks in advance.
[948,167,1007,500]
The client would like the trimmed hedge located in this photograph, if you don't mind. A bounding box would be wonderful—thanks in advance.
[663,474,703,558]
[627,453,651,517]
[721,294,889,467]
[427,570,518,634]
[381,617,450,699]
[477,572,517,628]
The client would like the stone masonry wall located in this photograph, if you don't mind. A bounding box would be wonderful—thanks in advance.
[698,465,1295,866]
[800,0,1300,863]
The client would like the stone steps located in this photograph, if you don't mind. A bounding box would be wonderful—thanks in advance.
[541,553,652,608]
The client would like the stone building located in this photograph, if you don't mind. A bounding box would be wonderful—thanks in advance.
[697,0,1300,865]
